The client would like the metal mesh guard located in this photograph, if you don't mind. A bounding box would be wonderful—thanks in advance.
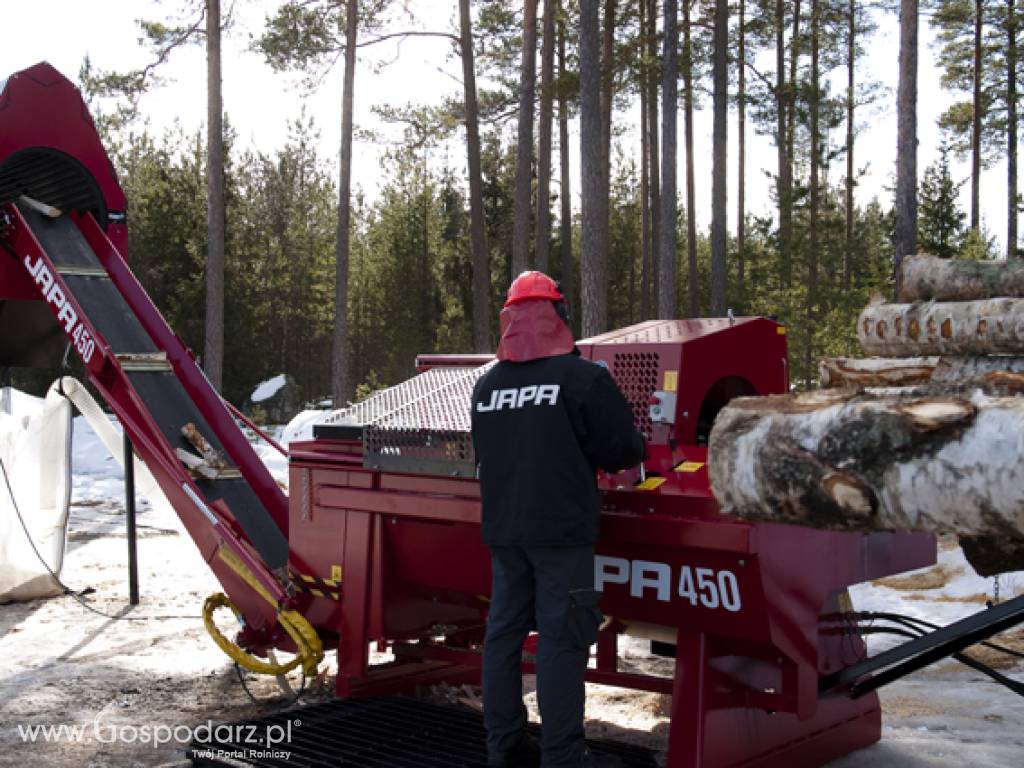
[322,363,494,477]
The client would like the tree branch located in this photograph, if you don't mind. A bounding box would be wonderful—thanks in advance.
[357,30,461,49]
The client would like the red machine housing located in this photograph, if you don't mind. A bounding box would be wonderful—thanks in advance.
[287,320,936,767]
[0,62,128,367]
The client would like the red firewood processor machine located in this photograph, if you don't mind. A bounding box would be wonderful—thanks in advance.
[3,63,1023,768]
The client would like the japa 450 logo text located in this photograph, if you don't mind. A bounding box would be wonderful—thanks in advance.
[23,253,96,363]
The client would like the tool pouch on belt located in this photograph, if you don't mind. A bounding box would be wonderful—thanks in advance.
[566,588,603,650]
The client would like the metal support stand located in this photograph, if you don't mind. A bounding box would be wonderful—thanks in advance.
[820,593,1024,697]
[124,432,139,605]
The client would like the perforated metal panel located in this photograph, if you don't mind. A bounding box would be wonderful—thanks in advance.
[323,363,494,477]
[612,351,661,440]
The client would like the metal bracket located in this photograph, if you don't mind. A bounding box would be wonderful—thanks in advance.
[57,265,108,278]
[820,593,1024,698]
[117,352,172,372]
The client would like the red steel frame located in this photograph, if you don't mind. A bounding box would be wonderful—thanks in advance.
[287,320,936,767]
[1,63,291,637]
[2,202,287,629]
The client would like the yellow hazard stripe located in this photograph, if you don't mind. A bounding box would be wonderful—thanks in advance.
[218,547,276,608]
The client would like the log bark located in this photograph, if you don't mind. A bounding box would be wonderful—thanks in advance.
[819,357,939,388]
[932,356,1024,382]
[899,254,1024,302]
[858,297,1024,357]
[820,355,1024,388]
[708,381,1024,574]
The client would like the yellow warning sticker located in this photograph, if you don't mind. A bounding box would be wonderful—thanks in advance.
[635,477,667,491]
[674,461,705,473]
[777,326,787,335]
[331,564,343,583]
[663,370,679,392]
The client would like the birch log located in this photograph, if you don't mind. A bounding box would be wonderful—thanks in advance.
[931,356,1024,382]
[819,355,1024,387]
[707,383,1024,574]
[858,297,1024,357]
[819,357,938,388]
[900,253,1024,302]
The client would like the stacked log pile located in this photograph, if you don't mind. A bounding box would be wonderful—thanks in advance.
[709,254,1024,575]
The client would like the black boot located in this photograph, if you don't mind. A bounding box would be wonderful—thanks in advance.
[487,733,542,768]
[579,746,622,768]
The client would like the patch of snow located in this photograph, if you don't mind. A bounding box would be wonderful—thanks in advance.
[850,543,1024,654]
[250,374,287,403]
[280,408,329,446]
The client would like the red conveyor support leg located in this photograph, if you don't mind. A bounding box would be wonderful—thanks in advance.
[337,510,374,695]
[667,630,709,768]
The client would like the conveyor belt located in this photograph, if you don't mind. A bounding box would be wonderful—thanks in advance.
[188,697,659,767]
[19,204,289,570]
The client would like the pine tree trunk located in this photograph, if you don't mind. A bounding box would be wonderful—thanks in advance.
[647,0,661,315]
[776,0,792,288]
[535,0,555,273]
[859,296,1024,356]
[787,0,801,284]
[659,0,679,319]
[900,253,1024,300]
[460,0,490,353]
[601,0,617,182]
[708,383,1024,574]
[737,0,747,293]
[1008,0,1018,259]
[640,0,651,320]
[581,0,608,335]
[894,0,918,295]
[683,1,698,317]
[844,0,856,288]
[710,0,728,318]
[558,9,574,322]
[332,0,358,405]
[972,0,983,233]
[204,0,225,391]
[513,0,538,277]
[807,0,820,386]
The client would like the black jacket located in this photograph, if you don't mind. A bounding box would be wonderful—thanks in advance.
[471,354,645,547]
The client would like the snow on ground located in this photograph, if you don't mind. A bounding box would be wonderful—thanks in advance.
[0,408,1022,766]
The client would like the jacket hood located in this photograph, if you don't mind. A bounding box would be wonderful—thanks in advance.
[496,299,576,362]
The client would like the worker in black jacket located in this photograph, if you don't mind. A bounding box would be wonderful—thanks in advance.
[471,271,646,768]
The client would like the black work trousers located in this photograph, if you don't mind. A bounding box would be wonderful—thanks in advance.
[483,544,602,767]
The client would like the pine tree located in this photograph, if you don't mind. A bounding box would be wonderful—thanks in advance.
[895,0,919,293]
[918,141,967,258]
[932,0,999,234]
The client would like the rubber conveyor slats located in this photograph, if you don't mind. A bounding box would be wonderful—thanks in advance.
[188,697,660,768]
[20,205,288,570]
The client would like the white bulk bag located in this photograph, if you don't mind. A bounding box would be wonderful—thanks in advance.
[0,382,72,602]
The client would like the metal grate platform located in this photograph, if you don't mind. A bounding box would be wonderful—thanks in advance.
[188,697,658,767]
[319,364,494,478]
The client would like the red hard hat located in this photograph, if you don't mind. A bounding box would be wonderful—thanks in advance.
[505,271,563,307]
